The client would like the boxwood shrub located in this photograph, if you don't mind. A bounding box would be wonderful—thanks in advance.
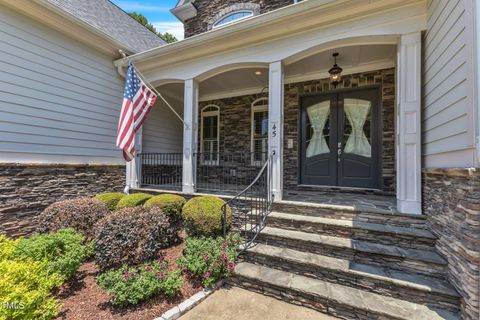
[144,194,186,219]
[95,192,125,211]
[115,193,153,209]
[37,197,109,240]
[94,206,178,270]
[182,196,231,236]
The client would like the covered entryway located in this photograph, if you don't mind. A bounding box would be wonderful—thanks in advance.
[300,87,381,189]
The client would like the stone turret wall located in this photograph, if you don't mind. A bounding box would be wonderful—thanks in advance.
[184,0,293,38]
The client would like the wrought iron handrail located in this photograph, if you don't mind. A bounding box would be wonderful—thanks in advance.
[221,154,273,253]
[137,152,183,191]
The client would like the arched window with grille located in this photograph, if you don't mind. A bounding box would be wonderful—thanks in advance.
[200,105,220,165]
[212,10,254,28]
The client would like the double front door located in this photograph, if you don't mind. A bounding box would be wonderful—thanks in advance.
[300,87,381,189]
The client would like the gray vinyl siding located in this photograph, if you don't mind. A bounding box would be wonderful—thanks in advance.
[422,0,476,167]
[0,4,124,164]
[142,99,183,154]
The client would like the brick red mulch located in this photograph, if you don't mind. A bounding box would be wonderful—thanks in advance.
[55,239,202,320]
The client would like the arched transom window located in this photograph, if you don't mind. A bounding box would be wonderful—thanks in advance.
[213,11,253,28]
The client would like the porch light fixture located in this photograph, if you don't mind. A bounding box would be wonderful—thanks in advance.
[255,71,262,75]
[329,52,343,88]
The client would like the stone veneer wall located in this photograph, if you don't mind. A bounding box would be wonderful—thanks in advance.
[199,68,396,193]
[423,168,480,320]
[184,0,293,38]
[0,164,125,238]
[284,68,396,193]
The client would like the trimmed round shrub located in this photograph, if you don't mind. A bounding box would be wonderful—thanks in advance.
[94,206,178,270]
[116,193,153,209]
[182,196,231,236]
[95,192,125,211]
[144,194,186,219]
[37,197,109,240]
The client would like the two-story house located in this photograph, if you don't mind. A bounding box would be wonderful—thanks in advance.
[1,0,479,319]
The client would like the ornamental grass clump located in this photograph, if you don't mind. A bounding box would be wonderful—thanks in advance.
[115,193,153,209]
[177,235,240,288]
[182,196,231,237]
[95,192,126,211]
[37,197,109,240]
[94,206,178,270]
[97,258,183,306]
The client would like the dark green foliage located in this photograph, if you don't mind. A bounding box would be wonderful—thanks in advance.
[97,259,183,305]
[95,192,125,211]
[115,193,153,209]
[182,196,231,236]
[94,206,178,270]
[37,197,110,240]
[177,235,240,287]
[13,229,94,280]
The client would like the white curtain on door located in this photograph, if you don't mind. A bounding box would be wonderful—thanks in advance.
[344,98,371,158]
[306,102,330,157]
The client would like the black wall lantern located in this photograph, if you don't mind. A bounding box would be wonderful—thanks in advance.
[329,52,343,88]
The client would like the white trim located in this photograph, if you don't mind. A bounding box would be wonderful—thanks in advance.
[251,98,269,166]
[200,105,220,166]
[396,32,422,215]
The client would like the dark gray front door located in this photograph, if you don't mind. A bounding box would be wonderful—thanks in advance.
[300,87,381,189]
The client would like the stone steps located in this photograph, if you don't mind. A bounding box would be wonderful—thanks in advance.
[272,201,428,229]
[266,211,436,250]
[250,225,447,277]
[243,243,460,312]
[229,262,459,320]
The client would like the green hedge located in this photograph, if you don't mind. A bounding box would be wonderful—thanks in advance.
[144,194,186,219]
[95,192,125,211]
[182,196,231,236]
[115,193,153,209]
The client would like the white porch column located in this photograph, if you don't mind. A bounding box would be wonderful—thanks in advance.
[268,61,284,201]
[183,79,199,194]
[125,130,142,191]
[396,32,422,214]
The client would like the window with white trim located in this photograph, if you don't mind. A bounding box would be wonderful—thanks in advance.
[251,98,268,165]
[200,105,220,165]
[213,11,253,28]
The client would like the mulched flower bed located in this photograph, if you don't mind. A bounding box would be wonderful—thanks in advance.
[55,240,202,320]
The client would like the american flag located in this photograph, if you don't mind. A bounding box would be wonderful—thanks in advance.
[116,62,157,161]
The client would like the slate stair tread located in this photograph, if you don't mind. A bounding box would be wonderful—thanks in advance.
[234,262,460,320]
[251,225,446,265]
[269,211,435,238]
[247,243,459,297]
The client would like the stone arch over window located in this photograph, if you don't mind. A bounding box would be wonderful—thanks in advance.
[208,3,261,30]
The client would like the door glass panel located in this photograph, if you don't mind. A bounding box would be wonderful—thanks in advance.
[306,101,330,158]
[343,98,372,158]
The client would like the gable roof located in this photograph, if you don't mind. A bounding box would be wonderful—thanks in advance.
[45,0,166,53]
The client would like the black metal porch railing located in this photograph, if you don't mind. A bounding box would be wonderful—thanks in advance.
[222,154,273,253]
[137,153,183,190]
[195,152,268,194]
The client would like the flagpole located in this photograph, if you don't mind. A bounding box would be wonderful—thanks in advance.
[130,63,186,128]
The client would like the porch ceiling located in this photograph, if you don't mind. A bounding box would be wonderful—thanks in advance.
[196,44,396,100]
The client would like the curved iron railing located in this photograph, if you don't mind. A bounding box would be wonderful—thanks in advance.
[221,154,273,253]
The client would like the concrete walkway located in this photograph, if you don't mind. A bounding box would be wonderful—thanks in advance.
[179,287,337,320]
